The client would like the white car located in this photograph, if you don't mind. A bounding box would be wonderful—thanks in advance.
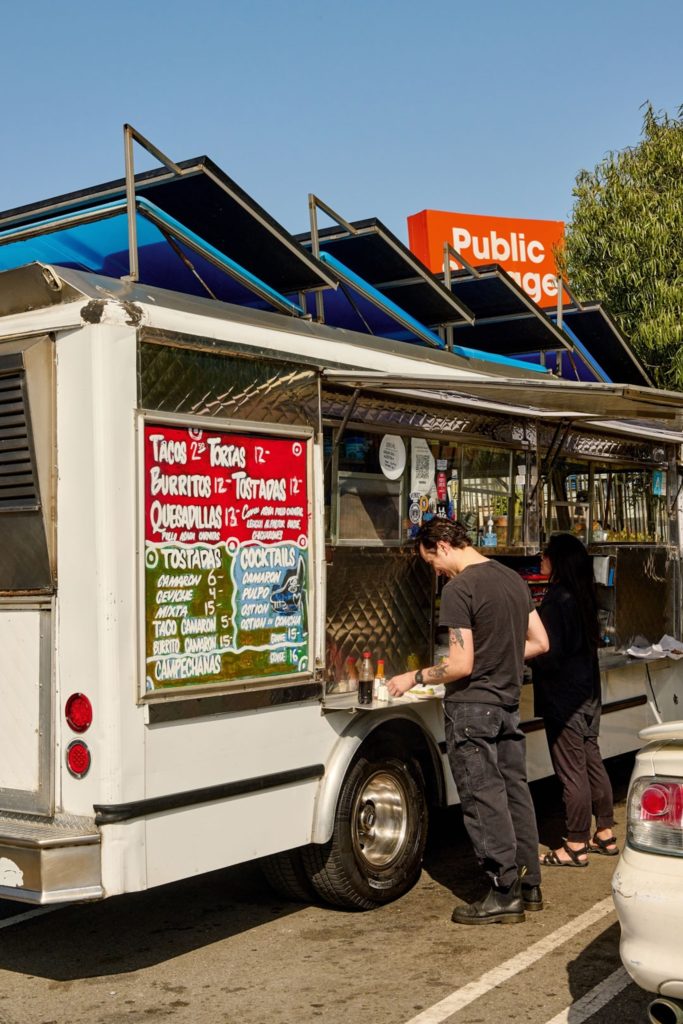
[613,721,683,1024]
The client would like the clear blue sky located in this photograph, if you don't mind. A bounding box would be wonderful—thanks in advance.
[2,0,681,243]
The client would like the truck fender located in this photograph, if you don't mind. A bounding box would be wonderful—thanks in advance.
[310,706,446,845]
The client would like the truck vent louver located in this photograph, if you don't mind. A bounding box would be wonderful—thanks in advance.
[0,373,40,510]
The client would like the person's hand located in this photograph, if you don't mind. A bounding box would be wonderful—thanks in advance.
[387,672,416,697]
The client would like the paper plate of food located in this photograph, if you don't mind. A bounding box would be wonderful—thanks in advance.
[409,684,445,700]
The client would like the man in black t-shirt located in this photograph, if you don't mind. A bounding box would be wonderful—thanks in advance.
[388,519,549,924]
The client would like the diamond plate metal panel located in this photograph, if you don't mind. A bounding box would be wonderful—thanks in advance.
[325,547,433,681]
[139,342,318,426]
[541,424,667,466]
[322,389,519,445]
[612,546,676,648]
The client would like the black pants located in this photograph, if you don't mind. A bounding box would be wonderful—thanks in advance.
[544,717,615,843]
[444,702,541,889]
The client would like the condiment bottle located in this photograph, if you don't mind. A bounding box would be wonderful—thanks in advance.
[358,651,374,705]
[373,658,385,697]
[343,656,358,694]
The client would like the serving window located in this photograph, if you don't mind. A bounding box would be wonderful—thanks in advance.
[544,460,591,542]
[459,445,522,549]
[543,459,669,545]
[592,468,667,544]
[325,427,527,550]
[327,430,404,545]
[337,473,402,543]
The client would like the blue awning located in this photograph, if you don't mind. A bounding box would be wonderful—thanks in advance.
[0,198,304,316]
[0,156,335,297]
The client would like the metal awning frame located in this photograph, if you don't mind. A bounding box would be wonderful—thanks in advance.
[553,301,654,387]
[306,197,475,326]
[317,250,447,350]
[120,125,338,295]
[321,369,683,442]
[0,124,338,301]
[123,123,182,283]
[441,260,574,355]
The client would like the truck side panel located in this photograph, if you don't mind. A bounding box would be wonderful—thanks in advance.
[56,320,146,895]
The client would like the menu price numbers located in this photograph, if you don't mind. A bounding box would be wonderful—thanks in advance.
[204,568,219,615]
[268,647,303,666]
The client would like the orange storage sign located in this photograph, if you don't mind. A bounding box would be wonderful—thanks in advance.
[407,209,565,308]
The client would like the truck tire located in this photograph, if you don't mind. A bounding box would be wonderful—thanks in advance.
[302,753,428,910]
[259,847,315,903]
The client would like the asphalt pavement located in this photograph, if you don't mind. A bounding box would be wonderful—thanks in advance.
[0,753,652,1024]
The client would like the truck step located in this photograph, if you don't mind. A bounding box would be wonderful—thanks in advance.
[0,812,102,904]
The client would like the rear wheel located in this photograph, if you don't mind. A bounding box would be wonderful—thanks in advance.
[302,753,428,910]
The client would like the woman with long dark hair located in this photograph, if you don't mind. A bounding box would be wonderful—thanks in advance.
[531,533,618,866]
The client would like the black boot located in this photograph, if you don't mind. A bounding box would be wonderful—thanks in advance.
[518,864,544,912]
[521,882,544,912]
[451,879,525,925]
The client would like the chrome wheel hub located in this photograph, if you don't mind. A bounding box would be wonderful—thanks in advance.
[352,770,409,868]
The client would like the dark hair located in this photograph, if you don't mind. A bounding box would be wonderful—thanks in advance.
[544,533,600,649]
[415,518,472,553]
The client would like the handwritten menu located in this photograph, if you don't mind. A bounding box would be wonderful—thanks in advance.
[144,423,310,692]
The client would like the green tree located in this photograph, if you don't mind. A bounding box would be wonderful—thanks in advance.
[560,103,683,390]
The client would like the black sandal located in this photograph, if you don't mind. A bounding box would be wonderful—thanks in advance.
[541,840,589,868]
[589,832,619,856]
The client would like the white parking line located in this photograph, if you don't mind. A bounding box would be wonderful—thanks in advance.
[542,966,632,1024]
[0,905,63,930]
[403,897,616,1024]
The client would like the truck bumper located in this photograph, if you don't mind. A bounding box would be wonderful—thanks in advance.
[0,813,103,904]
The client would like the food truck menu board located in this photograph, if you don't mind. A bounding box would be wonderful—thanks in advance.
[143,422,310,693]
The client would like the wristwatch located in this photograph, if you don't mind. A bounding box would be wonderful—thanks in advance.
[414,669,424,687]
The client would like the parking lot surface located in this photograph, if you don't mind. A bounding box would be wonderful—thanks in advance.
[0,754,651,1024]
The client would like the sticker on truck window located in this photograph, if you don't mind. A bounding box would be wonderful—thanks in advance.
[143,422,310,692]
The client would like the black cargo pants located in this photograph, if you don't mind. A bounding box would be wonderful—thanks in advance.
[444,701,541,889]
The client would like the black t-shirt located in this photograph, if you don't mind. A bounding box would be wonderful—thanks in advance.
[531,582,601,725]
[438,559,535,706]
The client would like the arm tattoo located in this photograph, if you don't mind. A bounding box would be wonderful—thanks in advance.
[449,628,465,650]
[431,664,448,679]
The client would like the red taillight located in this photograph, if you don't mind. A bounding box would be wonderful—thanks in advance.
[65,693,93,733]
[628,777,683,855]
[640,782,683,823]
[66,740,91,778]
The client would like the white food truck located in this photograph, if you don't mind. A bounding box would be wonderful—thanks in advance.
[1,144,682,910]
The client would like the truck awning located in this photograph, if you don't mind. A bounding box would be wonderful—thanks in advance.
[554,303,653,387]
[296,217,474,326]
[321,369,683,441]
[0,156,336,297]
[442,264,573,357]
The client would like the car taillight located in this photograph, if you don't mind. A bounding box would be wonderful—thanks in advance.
[65,693,93,733]
[628,777,683,856]
[66,740,91,778]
